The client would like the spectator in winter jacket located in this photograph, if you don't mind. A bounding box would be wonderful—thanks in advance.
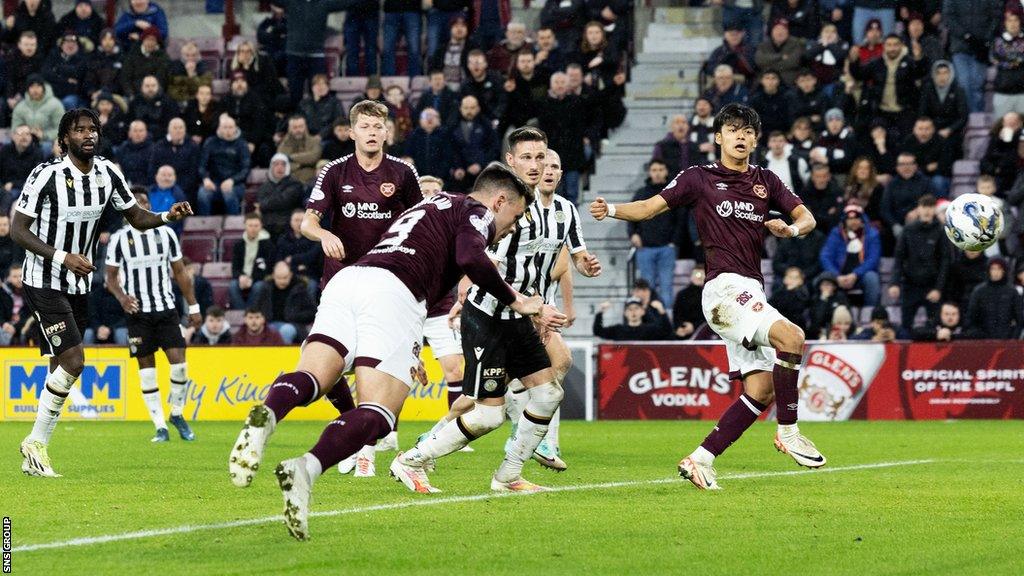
[450,95,499,190]
[257,153,304,237]
[533,27,567,80]
[5,31,42,103]
[500,51,549,134]
[429,15,477,90]
[762,131,809,197]
[772,227,826,293]
[911,301,965,341]
[486,21,532,77]
[850,305,896,342]
[918,60,968,148]
[84,29,123,98]
[4,0,56,52]
[820,203,882,307]
[769,0,817,40]
[901,12,944,65]
[182,84,221,145]
[0,262,28,344]
[11,75,62,150]
[42,33,88,110]
[704,23,757,83]
[981,111,1024,193]
[901,117,951,197]
[58,1,104,49]
[748,71,794,140]
[93,91,128,154]
[889,195,949,335]
[460,50,506,124]
[167,41,213,104]
[992,10,1024,119]
[276,209,322,286]
[127,75,179,141]
[114,0,169,49]
[844,157,885,222]
[848,34,928,142]
[945,0,1004,113]
[198,114,251,215]
[944,249,988,310]
[320,117,355,162]
[115,121,154,187]
[276,115,322,186]
[148,118,200,199]
[298,74,345,137]
[120,26,170,97]
[570,21,620,87]
[249,261,316,344]
[672,266,705,339]
[805,23,847,89]
[86,283,129,345]
[222,72,273,167]
[809,108,857,174]
[808,272,849,339]
[538,72,585,203]
[415,70,460,126]
[701,64,749,111]
[965,258,1022,339]
[257,3,289,75]
[791,70,830,129]
[651,115,701,176]
[769,267,811,333]
[146,165,186,237]
[190,305,233,345]
[230,213,276,310]
[801,163,845,231]
[881,152,934,233]
[227,40,285,112]
[233,307,285,346]
[593,297,672,341]
[540,0,585,51]
[0,125,43,214]
[405,108,454,179]
[0,216,25,280]
[754,19,805,86]
[629,160,683,304]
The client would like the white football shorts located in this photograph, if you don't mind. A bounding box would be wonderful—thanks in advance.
[701,272,786,379]
[423,314,462,359]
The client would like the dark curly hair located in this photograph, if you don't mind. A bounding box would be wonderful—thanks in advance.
[57,108,101,155]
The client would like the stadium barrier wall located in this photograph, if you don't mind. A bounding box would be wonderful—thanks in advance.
[597,341,1024,420]
[0,342,596,422]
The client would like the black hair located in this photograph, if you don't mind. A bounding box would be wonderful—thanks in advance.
[506,126,547,156]
[647,159,667,169]
[57,108,101,155]
[712,103,761,137]
[473,162,535,205]
[244,306,264,316]
[884,33,902,42]
[207,305,226,317]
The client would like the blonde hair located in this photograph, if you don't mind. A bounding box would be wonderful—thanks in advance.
[418,175,444,188]
[230,40,258,71]
[349,100,389,123]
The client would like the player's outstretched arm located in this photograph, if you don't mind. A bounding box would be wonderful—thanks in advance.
[765,205,816,238]
[11,211,95,276]
[590,195,670,222]
[124,202,193,230]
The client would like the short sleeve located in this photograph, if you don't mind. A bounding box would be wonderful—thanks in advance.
[658,167,702,209]
[306,162,336,213]
[401,163,422,207]
[166,228,183,262]
[105,231,123,267]
[565,203,587,254]
[13,168,45,218]
[108,165,138,212]
[766,168,803,215]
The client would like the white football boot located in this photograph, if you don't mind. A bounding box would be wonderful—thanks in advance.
[353,445,376,477]
[490,476,549,493]
[389,453,441,493]
[677,456,721,490]
[275,457,313,541]
[774,432,827,468]
[337,453,357,475]
[228,404,276,487]
[532,438,567,472]
[20,439,61,478]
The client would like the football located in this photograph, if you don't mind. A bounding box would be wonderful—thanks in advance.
[943,193,1004,251]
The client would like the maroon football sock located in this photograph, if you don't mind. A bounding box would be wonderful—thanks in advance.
[309,404,394,469]
[773,351,803,425]
[263,371,320,422]
[700,393,767,456]
[446,379,463,408]
[325,379,355,415]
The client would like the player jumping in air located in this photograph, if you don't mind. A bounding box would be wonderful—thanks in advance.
[392,129,599,492]
[105,189,203,442]
[590,103,826,490]
[12,108,191,477]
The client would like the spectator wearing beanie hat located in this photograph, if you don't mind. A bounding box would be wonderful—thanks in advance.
[820,203,882,307]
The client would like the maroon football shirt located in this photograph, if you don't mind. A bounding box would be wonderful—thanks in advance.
[306,153,422,287]
[428,290,457,318]
[357,193,517,308]
[660,162,803,284]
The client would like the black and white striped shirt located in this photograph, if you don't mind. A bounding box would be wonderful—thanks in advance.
[15,155,136,294]
[105,226,182,313]
[468,193,586,320]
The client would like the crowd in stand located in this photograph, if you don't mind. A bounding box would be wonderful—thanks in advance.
[597,0,1024,342]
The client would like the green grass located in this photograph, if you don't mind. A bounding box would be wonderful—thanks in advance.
[2,420,1022,575]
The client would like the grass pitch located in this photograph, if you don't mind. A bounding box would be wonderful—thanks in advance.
[2,419,1022,575]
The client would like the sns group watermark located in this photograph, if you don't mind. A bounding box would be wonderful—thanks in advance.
[2,516,10,573]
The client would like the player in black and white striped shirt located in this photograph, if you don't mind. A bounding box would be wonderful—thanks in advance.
[106,189,203,444]
[11,109,192,477]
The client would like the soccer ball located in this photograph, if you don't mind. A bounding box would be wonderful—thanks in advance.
[943,193,1003,252]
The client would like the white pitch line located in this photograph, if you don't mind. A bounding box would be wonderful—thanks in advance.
[12,459,935,553]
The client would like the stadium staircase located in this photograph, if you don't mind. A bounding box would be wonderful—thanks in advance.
[566,5,721,337]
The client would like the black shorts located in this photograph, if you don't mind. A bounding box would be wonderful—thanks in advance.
[22,285,88,357]
[460,303,551,399]
[127,309,186,357]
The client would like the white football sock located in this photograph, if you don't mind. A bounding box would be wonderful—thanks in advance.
[778,423,801,440]
[139,367,166,430]
[403,404,504,465]
[495,382,563,483]
[302,452,323,482]
[546,407,561,449]
[691,446,715,464]
[28,366,77,444]
[168,362,188,417]
[428,415,451,436]
[504,380,528,423]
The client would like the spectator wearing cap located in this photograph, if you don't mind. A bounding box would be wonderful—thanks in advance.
[945,0,1005,113]
[429,15,478,90]
[198,114,251,215]
[772,225,826,294]
[722,0,766,46]
[540,0,585,53]
[382,0,424,77]
[701,64,749,111]
[672,266,705,339]
[820,203,882,307]
[918,60,968,150]
[911,301,965,341]
[84,29,123,98]
[114,0,169,49]
[223,71,273,167]
[703,22,757,83]
[148,117,200,198]
[256,154,304,238]
[965,258,1022,339]
[629,159,682,305]
[168,41,213,104]
[762,131,809,196]
[901,117,951,198]
[3,0,56,52]
[42,32,88,110]
[889,194,948,335]
[651,115,701,177]
[769,0,818,40]
[342,0,381,76]
[593,297,672,341]
[4,31,43,103]
[992,9,1024,119]
[810,108,857,175]
[115,120,154,186]
[848,33,928,143]
[58,1,104,50]
[769,266,811,333]
[791,70,830,129]
[805,24,849,90]
[748,71,795,140]
[121,25,169,97]
[414,69,460,126]
[755,19,805,86]
[851,306,896,341]
[299,74,345,137]
[882,153,933,234]
[128,75,179,141]
[11,75,62,152]
[850,0,894,45]
[405,107,454,179]
[944,248,988,310]
[356,75,388,109]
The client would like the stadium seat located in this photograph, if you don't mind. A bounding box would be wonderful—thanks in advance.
[225,309,245,330]
[219,236,240,260]
[951,183,974,199]
[184,216,223,235]
[247,168,268,185]
[380,76,410,93]
[952,160,980,177]
[202,262,233,279]
[968,112,992,130]
[223,216,245,232]
[182,236,218,263]
[210,280,231,308]
[167,37,186,59]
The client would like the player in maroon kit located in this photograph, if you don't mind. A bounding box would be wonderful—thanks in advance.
[591,104,826,490]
